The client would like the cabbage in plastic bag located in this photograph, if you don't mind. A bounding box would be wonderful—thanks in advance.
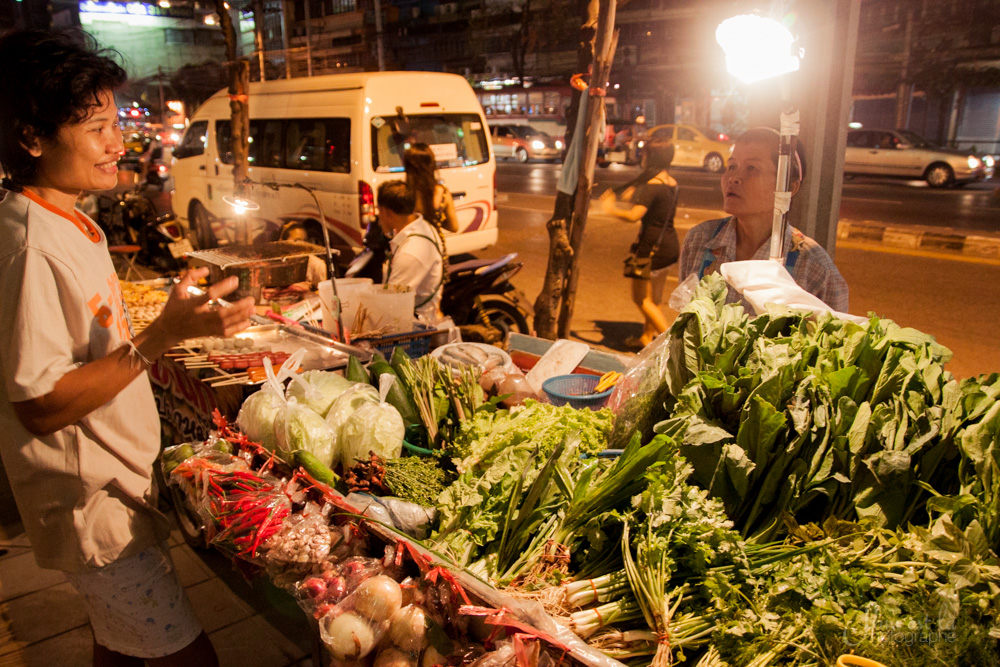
[286,370,355,418]
[237,387,285,451]
[338,375,404,469]
[273,397,338,467]
[326,383,379,438]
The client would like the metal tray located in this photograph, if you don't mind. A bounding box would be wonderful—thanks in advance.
[204,324,370,384]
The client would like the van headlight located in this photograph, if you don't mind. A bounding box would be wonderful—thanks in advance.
[555,140,563,150]
[531,140,545,150]
[983,155,995,167]
[968,156,982,169]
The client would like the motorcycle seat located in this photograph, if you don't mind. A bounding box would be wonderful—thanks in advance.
[448,253,516,277]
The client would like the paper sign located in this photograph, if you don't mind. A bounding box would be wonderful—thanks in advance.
[371,116,386,129]
[429,143,458,161]
[169,238,194,258]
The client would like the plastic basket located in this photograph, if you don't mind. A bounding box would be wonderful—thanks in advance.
[542,374,613,410]
[368,327,436,359]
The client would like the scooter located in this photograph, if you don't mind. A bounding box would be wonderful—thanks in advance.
[345,222,533,339]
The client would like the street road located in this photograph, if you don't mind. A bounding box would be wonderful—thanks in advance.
[496,162,1000,232]
[491,191,1000,380]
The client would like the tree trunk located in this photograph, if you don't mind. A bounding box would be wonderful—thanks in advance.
[531,0,599,340]
[216,0,250,203]
[556,1,617,338]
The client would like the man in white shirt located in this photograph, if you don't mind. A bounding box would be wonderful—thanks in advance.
[378,180,445,322]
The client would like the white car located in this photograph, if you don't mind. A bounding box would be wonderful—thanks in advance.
[844,129,991,188]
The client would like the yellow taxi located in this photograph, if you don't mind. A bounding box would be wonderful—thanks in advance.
[646,124,733,173]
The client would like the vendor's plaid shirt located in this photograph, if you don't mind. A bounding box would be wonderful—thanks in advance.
[678,217,850,313]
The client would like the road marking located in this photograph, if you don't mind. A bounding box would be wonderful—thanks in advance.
[836,240,1000,266]
[844,197,904,204]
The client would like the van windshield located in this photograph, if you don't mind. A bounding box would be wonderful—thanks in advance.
[372,113,490,171]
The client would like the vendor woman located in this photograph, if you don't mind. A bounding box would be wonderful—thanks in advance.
[677,127,849,312]
[0,30,255,666]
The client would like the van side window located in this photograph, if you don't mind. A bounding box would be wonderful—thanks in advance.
[285,118,351,173]
[256,120,284,168]
[173,121,208,160]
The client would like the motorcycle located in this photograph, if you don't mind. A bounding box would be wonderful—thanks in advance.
[80,187,186,273]
[142,144,170,190]
[345,222,533,339]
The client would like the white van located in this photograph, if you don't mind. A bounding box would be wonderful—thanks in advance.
[170,71,497,258]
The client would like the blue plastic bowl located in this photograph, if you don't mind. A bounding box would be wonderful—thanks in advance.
[542,374,613,410]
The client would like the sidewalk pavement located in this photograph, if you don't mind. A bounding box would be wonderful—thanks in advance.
[0,519,318,667]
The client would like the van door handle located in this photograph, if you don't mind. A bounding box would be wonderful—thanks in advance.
[452,191,466,199]
[199,165,206,170]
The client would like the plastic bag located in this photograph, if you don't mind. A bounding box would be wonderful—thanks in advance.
[667,272,699,311]
[274,396,338,467]
[317,571,403,661]
[237,350,307,451]
[496,368,538,408]
[345,492,437,540]
[297,556,385,620]
[605,330,672,451]
[338,375,404,470]
[327,383,380,441]
[287,370,356,418]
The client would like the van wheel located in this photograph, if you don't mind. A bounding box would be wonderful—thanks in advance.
[190,201,218,249]
[704,153,725,173]
[514,147,529,163]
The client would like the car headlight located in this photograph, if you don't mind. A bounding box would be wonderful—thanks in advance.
[531,140,545,150]
[637,140,645,148]
[968,156,982,169]
[984,155,995,167]
[555,140,563,150]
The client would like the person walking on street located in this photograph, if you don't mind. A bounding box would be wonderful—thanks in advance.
[677,127,849,312]
[0,30,255,667]
[600,138,680,347]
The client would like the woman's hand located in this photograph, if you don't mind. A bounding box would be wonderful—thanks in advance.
[145,268,256,350]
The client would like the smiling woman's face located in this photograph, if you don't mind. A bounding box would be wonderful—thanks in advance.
[29,89,123,194]
[720,139,779,221]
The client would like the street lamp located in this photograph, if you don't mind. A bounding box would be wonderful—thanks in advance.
[716,14,801,262]
[224,182,346,341]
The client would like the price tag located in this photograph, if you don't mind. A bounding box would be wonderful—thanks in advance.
[169,238,194,258]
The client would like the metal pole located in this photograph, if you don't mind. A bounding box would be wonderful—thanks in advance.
[157,67,166,128]
[769,77,798,263]
[295,183,344,340]
[281,0,292,78]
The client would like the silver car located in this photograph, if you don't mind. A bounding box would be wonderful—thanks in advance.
[490,125,563,162]
[844,128,990,188]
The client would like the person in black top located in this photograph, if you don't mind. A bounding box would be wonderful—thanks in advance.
[599,139,679,347]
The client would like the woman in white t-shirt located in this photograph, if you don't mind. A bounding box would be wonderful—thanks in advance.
[0,31,255,667]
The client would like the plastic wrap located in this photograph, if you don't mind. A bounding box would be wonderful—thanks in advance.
[317,573,403,662]
[344,493,437,540]
[327,383,380,442]
[237,351,307,451]
[286,370,356,418]
[604,330,673,451]
[338,375,405,470]
[273,396,338,467]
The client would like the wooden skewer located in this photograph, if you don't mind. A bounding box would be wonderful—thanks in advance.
[185,363,218,369]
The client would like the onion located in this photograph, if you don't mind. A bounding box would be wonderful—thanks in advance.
[388,605,429,653]
[374,647,418,667]
[354,575,403,621]
[421,645,447,667]
[324,611,376,660]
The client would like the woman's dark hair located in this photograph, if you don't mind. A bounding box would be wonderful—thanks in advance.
[402,143,438,218]
[736,127,805,182]
[0,29,127,189]
[377,180,416,215]
[643,139,675,171]
[614,138,676,196]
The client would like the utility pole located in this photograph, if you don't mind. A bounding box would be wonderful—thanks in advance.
[894,4,915,129]
[281,0,292,78]
[157,66,166,128]
[304,0,314,76]
[373,0,385,71]
[254,0,267,80]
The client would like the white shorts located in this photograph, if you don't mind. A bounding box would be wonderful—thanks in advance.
[64,544,204,658]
